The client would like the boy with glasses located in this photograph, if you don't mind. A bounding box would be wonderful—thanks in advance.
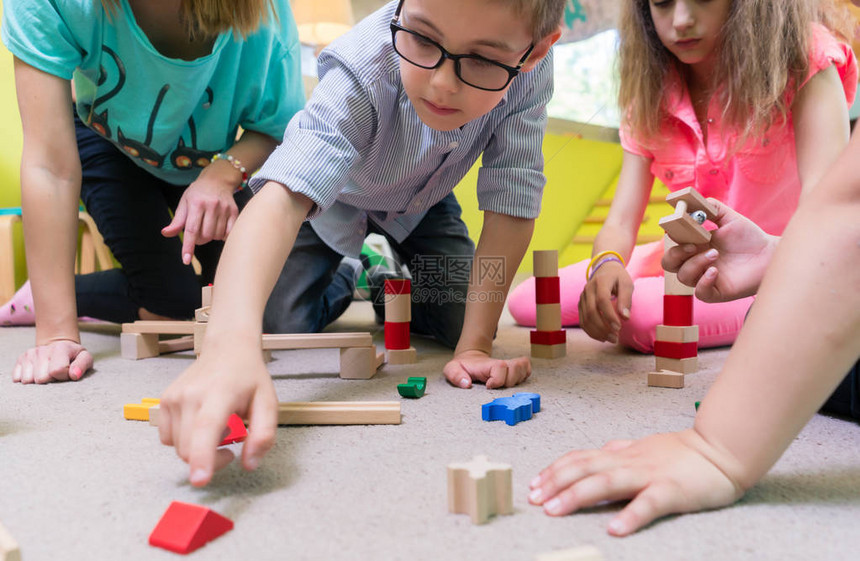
[159,0,563,487]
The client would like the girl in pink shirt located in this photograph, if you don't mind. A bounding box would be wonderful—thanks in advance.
[509,0,857,352]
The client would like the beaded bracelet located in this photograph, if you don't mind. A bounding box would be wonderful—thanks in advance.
[585,250,626,281]
[211,153,248,190]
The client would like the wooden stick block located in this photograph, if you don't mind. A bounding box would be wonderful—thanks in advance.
[531,343,566,359]
[656,324,699,343]
[201,285,212,307]
[535,546,604,561]
[262,332,373,350]
[536,303,562,332]
[530,330,566,346]
[535,276,560,304]
[666,187,718,219]
[659,212,711,245]
[0,520,21,561]
[654,340,698,360]
[647,370,685,388]
[121,332,160,360]
[386,347,417,365]
[384,321,411,350]
[122,321,196,335]
[193,322,207,355]
[663,295,694,326]
[124,402,156,421]
[664,271,695,296]
[655,356,698,374]
[158,335,194,354]
[194,306,210,323]
[339,346,378,379]
[533,249,558,277]
[276,401,400,425]
[384,293,411,323]
[447,455,513,525]
[0,215,20,303]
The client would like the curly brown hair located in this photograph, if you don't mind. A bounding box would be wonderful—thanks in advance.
[100,0,276,39]
[618,0,852,149]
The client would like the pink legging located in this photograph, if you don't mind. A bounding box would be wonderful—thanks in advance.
[508,241,752,353]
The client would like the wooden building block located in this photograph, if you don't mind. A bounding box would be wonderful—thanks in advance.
[193,322,207,355]
[384,293,411,323]
[122,320,196,335]
[536,303,562,332]
[647,370,685,388]
[386,347,417,365]
[384,278,411,295]
[0,214,21,304]
[0,520,21,561]
[149,501,233,554]
[339,346,378,379]
[124,402,157,421]
[663,295,694,326]
[535,276,560,304]
[262,332,373,350]
[384,321,411,350]
[531,343,566,359]
[664,271,695,296]
[194,306,210,323]
[659,211,711,245]
[530,330,566,346]
[149,405,161,426]
[666,187,718,219]
[276,401,401,425]
[654,340,698,359]
[447,455,513,524]
[121,332,160,360]
[158,335,194,354]
[655,356,698,374]
[656,324,699,343]
[535,546,604,561]
[201,285,212,307]
[533,250,559,277]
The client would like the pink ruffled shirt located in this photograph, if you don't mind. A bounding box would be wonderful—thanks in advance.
[621,23,857,237]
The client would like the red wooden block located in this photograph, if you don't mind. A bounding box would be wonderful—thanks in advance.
[385,321,410,350]
[530,330,566,345]
[654,340,698,359]
[663,295,694,326]
[219,414,248,446]
[149,501,233,554]
[535,276,560,304]
[384,279,411,295]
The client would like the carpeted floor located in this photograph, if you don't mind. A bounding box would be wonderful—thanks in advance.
[1,301,859,561]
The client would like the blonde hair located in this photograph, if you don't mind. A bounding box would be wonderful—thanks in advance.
[100,0,276,39]
[618,0,852,149]
[495,0,566,41]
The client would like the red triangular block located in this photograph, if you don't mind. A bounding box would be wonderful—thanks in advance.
[149,501,233,554]
[219,414,248,446]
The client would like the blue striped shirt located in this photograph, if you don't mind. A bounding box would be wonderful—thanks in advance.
[250,1,553,257]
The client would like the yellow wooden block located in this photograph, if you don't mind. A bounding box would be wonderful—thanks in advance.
[123,399,160,421]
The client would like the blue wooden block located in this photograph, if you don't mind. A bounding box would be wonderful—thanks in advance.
[481,393,541,426]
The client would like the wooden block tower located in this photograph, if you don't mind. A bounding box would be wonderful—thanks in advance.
[384,278,417,364]
[650,188,718,388]
[531,250,566,359]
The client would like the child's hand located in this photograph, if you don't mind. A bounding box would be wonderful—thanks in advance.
[528,429,744,536]
[12,340,92,384]
[158,346,278,487]
[443,349,532,389]
[160,170,240,265]
[578,262,632,344]
[662,198,778,303]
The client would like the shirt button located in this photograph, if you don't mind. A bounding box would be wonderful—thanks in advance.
[448,141,459,150]
[709,169,719,175]
[665,170,674,179]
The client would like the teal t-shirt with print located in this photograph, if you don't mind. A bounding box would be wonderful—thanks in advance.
[2,0,304,185]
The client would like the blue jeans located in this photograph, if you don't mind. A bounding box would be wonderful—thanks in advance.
[74,113,248,322]
[263,193,475,349]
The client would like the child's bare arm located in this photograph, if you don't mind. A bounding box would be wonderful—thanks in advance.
[11,58,93,384]
[159,181,314,487]
[579,150,653,343]
[793,65,851,197]
[444,212,534,389]
[529,127,860,536]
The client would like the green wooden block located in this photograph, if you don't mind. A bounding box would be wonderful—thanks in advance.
[397,377,427,399]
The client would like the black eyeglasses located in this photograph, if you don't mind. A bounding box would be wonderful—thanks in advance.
[389,0,534,92]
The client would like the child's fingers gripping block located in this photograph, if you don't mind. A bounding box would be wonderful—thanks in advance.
[219,414,248,446]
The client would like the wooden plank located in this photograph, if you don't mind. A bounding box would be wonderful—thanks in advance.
[158,335,194,354]
[262,332,372,350]
[276,401,400,425]
[122,321,196,335]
